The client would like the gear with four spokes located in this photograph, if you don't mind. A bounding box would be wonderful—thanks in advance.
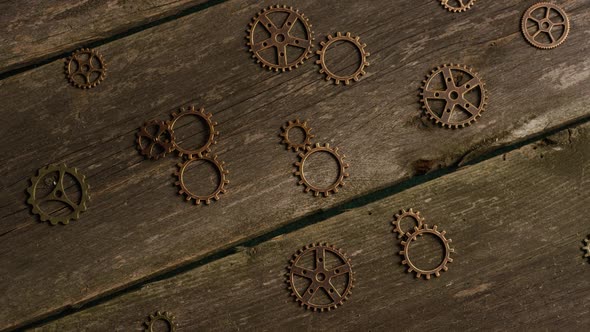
[521,2,569,49]
[64,48,107,89]
[316,32,370,85]
[167,105,219,159]
[392,208,425,239]
[440,0,477,13]
[280,119,315,152]
[143,311,177,332]
[400,224,454,280]
[136,119,176,160]
[420,64,488,129]
[247,5,314,72]
[293,143,350,197]
[174,153,229,205]
[583,237,590,260]
[287,242,354,312]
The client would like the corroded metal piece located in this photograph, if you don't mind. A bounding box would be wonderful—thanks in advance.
[174,154,229,205]
[400,224,454,280]
[316,32,369,85]
[64,48,107,89]
[293,143,349,197]
[167,106,218,159]
[392,208,425,239]
[143,311,176,332]
[522,2,569,49]
[287,243,354,312]
[280,119,314,152]
[440,0,476,13]
[136,119,175,160]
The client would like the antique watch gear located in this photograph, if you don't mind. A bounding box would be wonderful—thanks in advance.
[167,105,218,159]
[27,163,90,225]
[174,154,229,205]
[316,32,369,85]
[143,311,177,332]
[136,119,176,160]
[293,143,349,197]
[287,243,354,312]
[280,119,315,152]
[440,0,476,13]
[64,48,107,89]
[521,2,569,49]
[400,224,454,280]
[247,5,314,72]
[420,64,488,129]
[583,237,590,259]
[392,208,425,239]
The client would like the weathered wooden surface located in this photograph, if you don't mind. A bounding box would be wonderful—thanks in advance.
[34,123,590,331]
[1,0,590,330]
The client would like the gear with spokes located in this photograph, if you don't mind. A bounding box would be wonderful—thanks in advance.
[167,105,219,159]
[440,0,477,13]
[392,208,425,239]
[316,32,370,85]
[174,153,229,205]
[583,237,590,260]
[420,63,488,129]
[400,224,454,280]
[287,242,354,312]
[143,311,177,332]
[64,48,107,89]
[280,119,315,152]
[293,143,350,197]
[136,119,176,160]
[247,5,314,72]
[521,2,569,49]
[27,163,90,225]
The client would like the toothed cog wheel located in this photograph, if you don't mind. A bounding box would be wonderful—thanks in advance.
[143,311,176,332]
[167,105,219,159]
[392,208,425,239]
[174,154,229,205]
[400,224,454,280]
[440,0,477,13]
[316,32,370,85]
[280,118,314,152]
[583,237,590,260]
[64,48,107,89]
[521,2,569,49]
[293,143,349,197]
[136,119,176,160]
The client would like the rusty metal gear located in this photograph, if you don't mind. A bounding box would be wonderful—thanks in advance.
[280,119,315,152]
[521,2,569,49]
[136,119,175,160]
[420,64,488,129]
[247,5,314,72]
[440,0,476,13]
[583,237,590,260]
[392,208,425,239]
[27,163,90,225]
[400,224,454,280]
[316,32,370,85]
[64,48,107,89]
[143,311,176,332]
[293,143,349,197]
[174,153,229,205]
[287,243,354,312]
[167,106,218,159]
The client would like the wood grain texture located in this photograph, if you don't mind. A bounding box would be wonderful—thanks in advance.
[34,122,590,331]
[1,0,589,329]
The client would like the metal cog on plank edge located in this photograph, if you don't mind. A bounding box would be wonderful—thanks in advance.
[64,48,107,89]
[420,63,488,129]
[440,0,477,13]
[136,119,176,160]
[280,119,315,152]
[583,237,590,260]
[174,154,229,205]
[27,164,90,225]
[316,32,370,85]
[400,224,454,280]
[392,208,425,239]
[521,2,569,50]
[247,5,314,72]
[287,242,354,312]
[294,143,350,197]
[143,311,177,332]
[167,105,219,159]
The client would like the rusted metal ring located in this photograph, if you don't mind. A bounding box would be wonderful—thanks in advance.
[143,311,176,332]
[316,32,369,85]
[174,154,229,205]
[392,208,425,239]
[293,143,350,197]
[167,106,218,159]
[280,119,315,152]
[400,224,454,280]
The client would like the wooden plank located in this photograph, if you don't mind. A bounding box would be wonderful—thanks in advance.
[32,122,590,331]
[1,0,590,329]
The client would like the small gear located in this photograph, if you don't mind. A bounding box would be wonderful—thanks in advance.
[64,48,107,89]
[174,153,229,205]
[27,164,90,225]
[440,0,476,13]
[583,237,590,260]
[167,106,218,159]
[293,143,350,197]
[420,64,488,129]
[136,119,176,160]
[316,32,370,85]
[400,224,454,280]
[143,311,176,332]
[392,208,425,239]
[247,5,314,72]
[287,242,354,312]
[521,2,569,49]
[280,119,315,152]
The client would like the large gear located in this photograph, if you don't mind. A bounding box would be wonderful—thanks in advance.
[392,208,425,239]
[293,143,350,197]
[521,2,569,49]
[583,237,590,260]
[167,105,218,159]
[280,118,315,152]
[420,64,488,129]
[287,243,354,312]
[174,153,229,205]
[27,164,90,225]
[247,5,314,72]
[143,311,176,332]
[316,32,370,85]
[400,224,454,280]
[136,119,176,160]
[440,0,476,13]
[64,48,107,89]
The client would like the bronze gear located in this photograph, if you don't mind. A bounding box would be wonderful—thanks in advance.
[583,237,590,260]
[247,5,314,72]
[392,208,425,239]
[440,0,476,13]
[400,224,454,280]
[167,106,218,159]
[293,143,350,197]
[287,243,354,312]
[136,119,175,160]
[521,2,569,49]
[174,153,229,205]
[280,119,314,152]
[64,48,107,89]
[316,32,370,85]
[143,311,176,332]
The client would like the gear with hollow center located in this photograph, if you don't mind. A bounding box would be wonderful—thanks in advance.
[136,119,176,160]
[293,143,350,197]
[392,208,425,239]
[583,237,590,260]
[64,48,107,89]
[143,311,176,332]
[247,5,314,72]
[174,153,229,205]
[521,2,569,50]
[440,0,476,13]
[400,224,454,280]
[27,163,90,225]
[167,105,219,159]
[420,63,488,129]
[316,32,370,85]
[280,119,315,152]
[287,242,354,312]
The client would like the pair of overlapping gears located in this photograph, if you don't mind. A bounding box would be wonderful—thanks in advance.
[136,106,229,205]
[280,119,349,197]
[247,5,369,85]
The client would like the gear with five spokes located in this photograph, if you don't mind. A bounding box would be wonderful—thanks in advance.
[392,208,425,239]
[400,224,454,280]
[316,32,370,85]
[143,311,176,332]
[174,153,229,205]
[440,0,477,13]
[136,119,176,160]
[521,2,569,49]
[280,119,315,152]
[293,143,350,197]
[64,48,107,89]
[167,105,219,159]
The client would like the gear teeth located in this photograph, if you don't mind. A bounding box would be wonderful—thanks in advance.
[392,208,425,239]
[316,32,369,85]
[293,143,349,197]
[399,223,454,280]
[582,237,590,259]
[143,311,177,331]
[521,3,569,49]
[280,118,315,152]
[64,48,107,89]
[174,154,228,205]
[168,105,217,158]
